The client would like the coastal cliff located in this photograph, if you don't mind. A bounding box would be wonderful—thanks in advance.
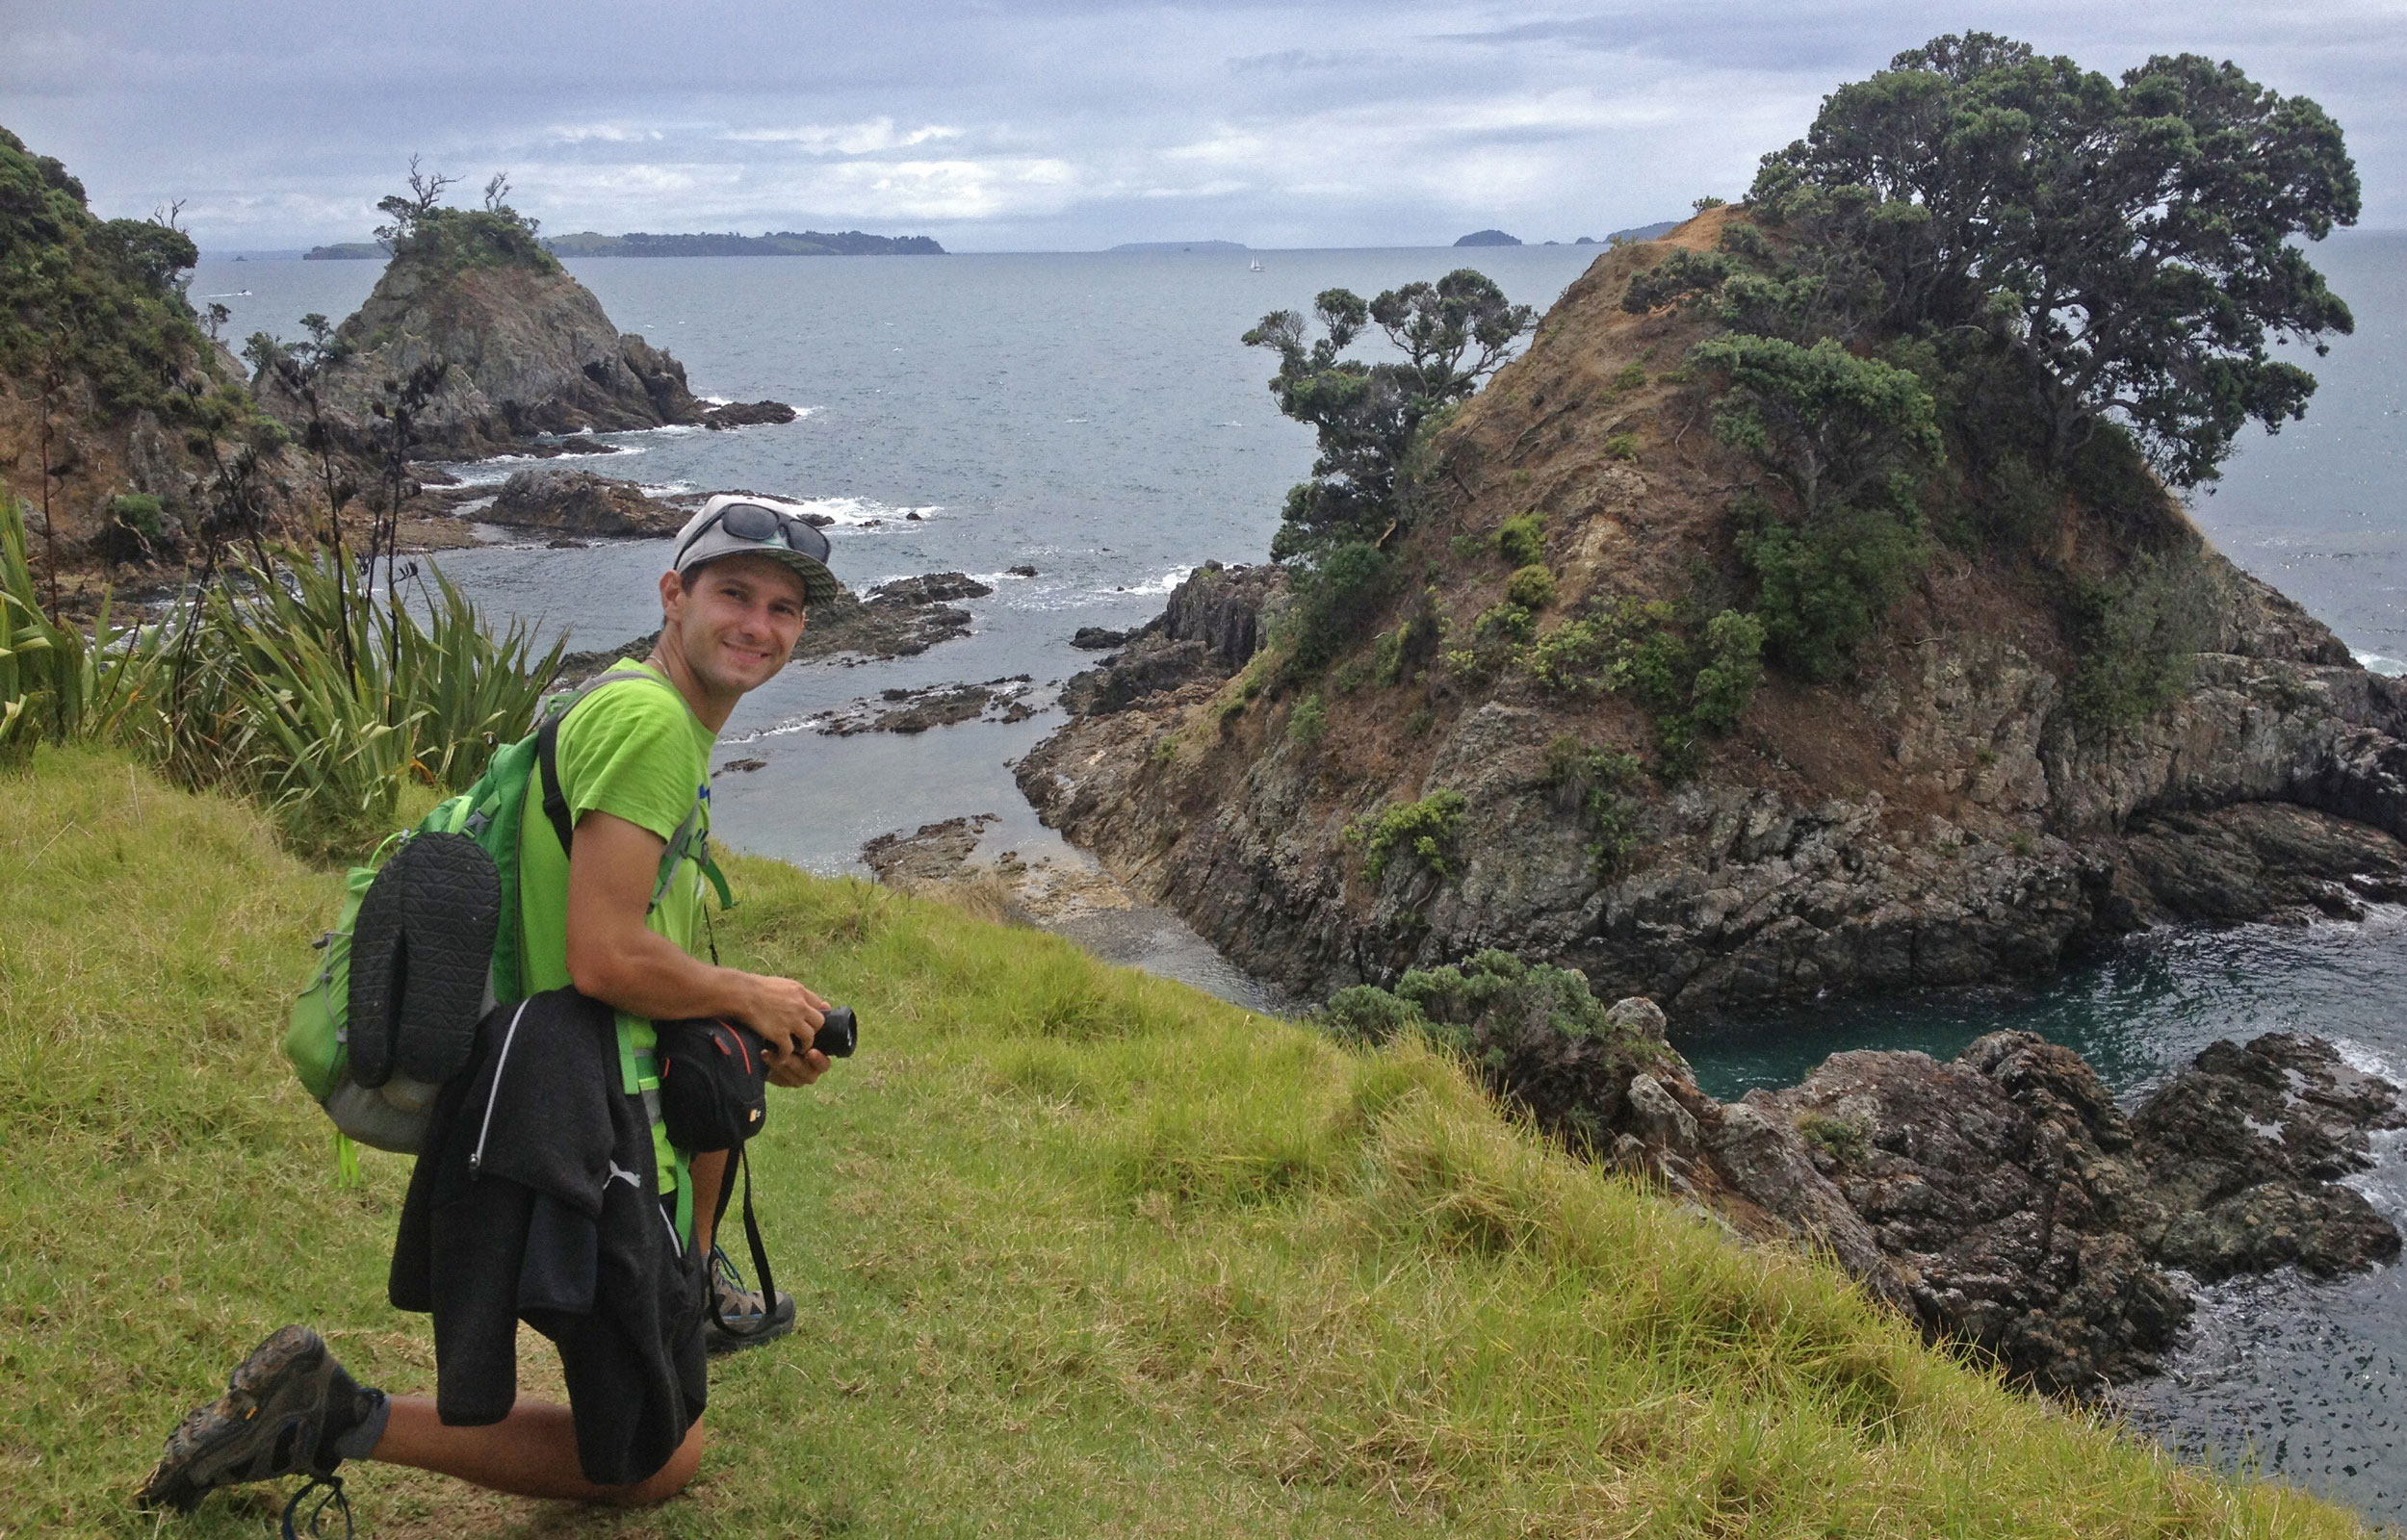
[1019,216,2407,1012]
[0,128,314,576]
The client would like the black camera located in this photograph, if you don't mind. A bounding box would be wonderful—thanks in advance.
[813,1005,859,1059]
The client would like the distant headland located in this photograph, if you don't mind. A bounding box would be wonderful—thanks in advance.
[306,229,945,260]
[1110,240,1247,252]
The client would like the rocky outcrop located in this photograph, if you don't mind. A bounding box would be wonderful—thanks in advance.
[1328,957,2403,1396]
[1057,561,1285,714]
[701,400,798,430]
[485,469,682,535]
[252,248,709,459]
[1015,217,2407,1011]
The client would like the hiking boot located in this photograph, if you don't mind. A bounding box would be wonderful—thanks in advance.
[704,1245,795,1354]
[136,1325,378,1513]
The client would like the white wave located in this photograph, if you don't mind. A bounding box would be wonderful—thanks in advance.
[2332,1037,2404,1085]
[638,481,694,498]
[797,497,941,526]
[2353,651,2407,678]
[1117,565,1194,597]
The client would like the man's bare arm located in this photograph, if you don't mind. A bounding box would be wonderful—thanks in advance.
[563,808,829,1071]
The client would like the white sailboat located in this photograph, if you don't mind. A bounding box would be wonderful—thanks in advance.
[1249,258,1264,272]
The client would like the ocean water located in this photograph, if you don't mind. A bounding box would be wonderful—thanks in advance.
[185,231,2407,1521]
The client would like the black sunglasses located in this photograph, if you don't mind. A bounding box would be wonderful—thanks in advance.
[676,500,833,569]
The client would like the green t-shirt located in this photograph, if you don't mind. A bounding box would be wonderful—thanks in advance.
[517,662,718,1194]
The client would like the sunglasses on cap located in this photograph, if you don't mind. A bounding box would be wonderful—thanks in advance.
[674,500,834,570]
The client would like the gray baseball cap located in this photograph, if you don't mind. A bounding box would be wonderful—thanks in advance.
[670,494,845,605]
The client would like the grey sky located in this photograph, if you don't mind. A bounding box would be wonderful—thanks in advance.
[6,0,2402,250]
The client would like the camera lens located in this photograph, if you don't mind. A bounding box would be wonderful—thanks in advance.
[815,1006,858,1059]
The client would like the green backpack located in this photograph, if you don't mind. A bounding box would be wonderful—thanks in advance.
[285,665,723,1177]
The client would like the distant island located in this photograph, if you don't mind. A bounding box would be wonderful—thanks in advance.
[1110,240,1247,252]
[302,242,386,260]
[1455,228,1521,246]
[544,229,944,257]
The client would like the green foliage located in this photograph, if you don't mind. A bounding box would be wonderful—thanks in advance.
[1,749,2381,1537]
[1287,692,1327,748]
[1612,359,1648,392]
[1248,271,1535,560]
[1473,600,1538,647]
[0,128,213,421]
[1689,334,1942,523]
[1749,32,2359,486]
[1621,249,1731,314]
[1542,735,1645,875]
[2062,553,2209,731]
[1690,610,1769,733]
[1281,540,1396,676]
[1799,1112,1871,1166]
[131,552,561,857]
[1495,510,1545,566]
[1526,599,1763,771]
[1737,499,1925,680]
[1319,948,1670,1062]
[1686,335,1939,679]
[1604,432,1641,462]
[0,496,152,762]
[1505,563,1557,610]
[1350,787,1469,883]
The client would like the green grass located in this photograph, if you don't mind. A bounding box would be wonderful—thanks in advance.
[0,744,2378,1538]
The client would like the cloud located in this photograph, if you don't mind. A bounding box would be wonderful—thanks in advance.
[2,0,2397,248]
[723,119,964,154]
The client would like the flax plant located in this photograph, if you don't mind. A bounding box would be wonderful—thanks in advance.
[0,494,154,763]
[134,546,560,858]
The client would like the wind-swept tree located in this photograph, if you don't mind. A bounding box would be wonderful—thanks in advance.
[1246,270,1534,560]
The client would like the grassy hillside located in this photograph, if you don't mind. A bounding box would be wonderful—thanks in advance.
[0,744,2373,1538]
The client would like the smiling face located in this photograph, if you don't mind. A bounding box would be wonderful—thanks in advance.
[658,553,809,711]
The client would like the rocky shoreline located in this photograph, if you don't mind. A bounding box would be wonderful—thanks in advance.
[1315,953,2402,1396]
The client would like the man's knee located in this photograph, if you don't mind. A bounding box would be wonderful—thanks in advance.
[607,1417,705,1507]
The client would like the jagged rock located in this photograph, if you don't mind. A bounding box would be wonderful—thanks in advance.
[1054,564,1290,716]
[702,400,797,430]
[2130,1033,2404,1278]
[1360,959,2405,1396]
[870,572,993,606]
[486,469,682,535]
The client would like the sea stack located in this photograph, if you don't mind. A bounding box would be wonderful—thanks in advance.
[250,201,712,459]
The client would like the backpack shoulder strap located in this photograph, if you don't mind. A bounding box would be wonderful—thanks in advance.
[533,664,682,859]
[534,665,729,913]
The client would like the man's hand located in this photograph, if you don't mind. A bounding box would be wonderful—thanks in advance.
[739,972,830,1062]
[765,1044,831,1088]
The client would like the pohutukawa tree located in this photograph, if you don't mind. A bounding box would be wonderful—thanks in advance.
[1749,33,2360,486]
[1246,270,1535,560]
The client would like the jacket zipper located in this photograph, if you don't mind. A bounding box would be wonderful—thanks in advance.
[470,999,534,1176]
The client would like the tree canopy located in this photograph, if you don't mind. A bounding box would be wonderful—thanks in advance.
[1247,270,1534,561]
[0,126,211,418]
[1748,33,2359,486]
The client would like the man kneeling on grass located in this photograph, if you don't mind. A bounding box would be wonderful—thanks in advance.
[139,498,844,1517]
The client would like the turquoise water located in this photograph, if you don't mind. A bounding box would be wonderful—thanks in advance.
[186,233,2407,1522]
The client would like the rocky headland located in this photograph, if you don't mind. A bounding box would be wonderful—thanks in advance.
[1018,214,2407,1015]
[249,203,796,462]
[1319,954,2402,1396]
[0,129,319,580]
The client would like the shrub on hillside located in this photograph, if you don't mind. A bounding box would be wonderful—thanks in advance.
[1349,787,1469,883]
